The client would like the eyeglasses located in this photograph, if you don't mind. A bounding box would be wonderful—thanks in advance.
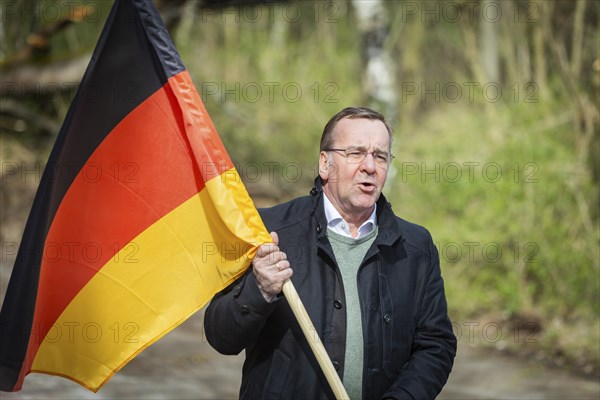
[324,148,394,166]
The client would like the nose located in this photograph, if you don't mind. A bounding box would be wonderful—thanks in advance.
[360,152,377,173]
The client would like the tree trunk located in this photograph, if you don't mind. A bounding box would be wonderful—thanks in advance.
[532,0,550,98]
[480,0,500,83]
[350,0,397,120]
[571,0,586,82]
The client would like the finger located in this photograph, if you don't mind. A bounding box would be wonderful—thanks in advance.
[257,249,288,268]
[255,257,286,278]
[276,266,293,280]
[255,232,280,258]
[256,242,279,258]
[270,231,279,245]
[271,251,288,265]
[273,259,290,271]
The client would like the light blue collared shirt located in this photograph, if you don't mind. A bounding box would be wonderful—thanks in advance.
[323,194,377,239]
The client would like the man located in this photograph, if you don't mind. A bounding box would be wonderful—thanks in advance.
[204,107,456,399]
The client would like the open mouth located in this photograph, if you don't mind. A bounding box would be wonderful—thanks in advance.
[358,182,376,191]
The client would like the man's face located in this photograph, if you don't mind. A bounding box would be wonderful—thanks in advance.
[319,117,391,224]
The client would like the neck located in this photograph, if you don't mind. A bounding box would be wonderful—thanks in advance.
[322,190,375,238]
[346,209,374,238]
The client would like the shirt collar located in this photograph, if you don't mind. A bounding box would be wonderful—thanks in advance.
[323,194,377,239]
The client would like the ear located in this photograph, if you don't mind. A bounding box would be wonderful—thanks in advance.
[319,151,330,180]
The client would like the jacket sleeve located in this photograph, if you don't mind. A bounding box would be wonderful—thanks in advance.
[204,269,280,355]
[383,242,457,400]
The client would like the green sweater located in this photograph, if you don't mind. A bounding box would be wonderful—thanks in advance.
[327,227,378,400]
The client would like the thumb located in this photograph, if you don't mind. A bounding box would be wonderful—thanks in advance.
[269,231,279,245]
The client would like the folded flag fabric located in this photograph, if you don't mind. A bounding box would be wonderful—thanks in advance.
[0,0,271,392]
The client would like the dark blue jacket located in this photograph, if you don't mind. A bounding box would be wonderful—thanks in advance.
[204,180,456,399]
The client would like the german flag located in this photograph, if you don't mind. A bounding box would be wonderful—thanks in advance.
[0,0,270,392]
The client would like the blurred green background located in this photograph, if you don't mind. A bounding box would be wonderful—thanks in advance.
[1,0,598,379]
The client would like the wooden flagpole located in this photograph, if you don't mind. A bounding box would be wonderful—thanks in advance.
[282,280,349,400]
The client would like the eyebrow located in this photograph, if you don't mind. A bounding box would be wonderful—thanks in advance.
[346,146,389,154]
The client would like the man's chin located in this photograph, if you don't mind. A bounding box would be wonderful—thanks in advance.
[351,197,379,213]
[358,191,380,203]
